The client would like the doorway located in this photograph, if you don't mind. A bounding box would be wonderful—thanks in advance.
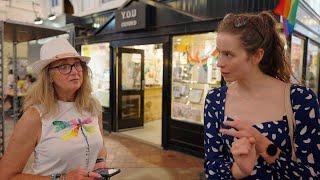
[117,44,164,146]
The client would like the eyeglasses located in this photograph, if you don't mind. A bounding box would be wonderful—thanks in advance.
[223,14,264,42]
[49,61,83,75]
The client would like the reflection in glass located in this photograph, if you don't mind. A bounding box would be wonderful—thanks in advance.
[306,41,319,94]
[290,35,305,83]
[122,53,141,90]
[121,95,141,119]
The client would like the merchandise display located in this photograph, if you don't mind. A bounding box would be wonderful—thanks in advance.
[290,35,305,83]
[306,41,319,94]
[171,33,221,124]
[81,43,110,107]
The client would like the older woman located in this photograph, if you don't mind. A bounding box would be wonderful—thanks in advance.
[0,38,107,179]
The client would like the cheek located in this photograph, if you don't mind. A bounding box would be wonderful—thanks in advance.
[53,76,67,86]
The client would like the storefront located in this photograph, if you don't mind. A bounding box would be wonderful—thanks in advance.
[76,0,278,157]
[289,1,320,97]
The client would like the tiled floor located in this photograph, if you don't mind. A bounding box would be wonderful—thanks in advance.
[120,119,162,146]
[104,133,203,180]
[3,117,204,180]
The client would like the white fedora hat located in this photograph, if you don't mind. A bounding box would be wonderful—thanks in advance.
[30,38,90,74]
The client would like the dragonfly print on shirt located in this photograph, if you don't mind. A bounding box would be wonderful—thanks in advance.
[52,117,97,140]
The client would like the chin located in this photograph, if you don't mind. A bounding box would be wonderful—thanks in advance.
[223,77,236,83]
[68,85,81,92]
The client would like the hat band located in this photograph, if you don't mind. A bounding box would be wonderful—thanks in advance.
[53,52,79,59]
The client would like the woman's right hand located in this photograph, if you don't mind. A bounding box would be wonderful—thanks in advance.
[230,137,257,178]
[65,167,102,179]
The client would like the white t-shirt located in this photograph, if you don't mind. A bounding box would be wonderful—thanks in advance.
[30,101,103,175]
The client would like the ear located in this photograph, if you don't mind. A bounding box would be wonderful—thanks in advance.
[251,48,264,65]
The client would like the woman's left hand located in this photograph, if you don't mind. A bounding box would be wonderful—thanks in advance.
[219,119,271,154]
[94,161,107,170]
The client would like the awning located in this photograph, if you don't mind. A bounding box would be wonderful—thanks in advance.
[3,20,66,42]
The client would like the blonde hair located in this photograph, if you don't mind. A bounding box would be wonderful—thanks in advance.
[23,63,102,118]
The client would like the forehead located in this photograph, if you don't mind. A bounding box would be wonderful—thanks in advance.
[50,57,81,66]
[216,32,243,51]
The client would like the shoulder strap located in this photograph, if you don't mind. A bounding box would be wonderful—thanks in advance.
[284,83,297,161]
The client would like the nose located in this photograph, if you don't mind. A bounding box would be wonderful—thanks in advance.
[69,65,78,74]
[216,57,225,68]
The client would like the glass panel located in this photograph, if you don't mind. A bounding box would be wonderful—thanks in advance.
[303,0,320,16]
[171,32,220,125]
[102,0,114,3]
[121,95,141,119]
[124,44,163,87]
[81,43,110,107]
[123,44,163,123]
[121,53,141,90]
[290,35,305,83]
[306,41,320,94]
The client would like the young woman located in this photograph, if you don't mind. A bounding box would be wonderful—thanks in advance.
[204,12,319,179]
[0,38,107,179]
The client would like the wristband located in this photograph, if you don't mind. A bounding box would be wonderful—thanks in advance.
[51,173,65,180]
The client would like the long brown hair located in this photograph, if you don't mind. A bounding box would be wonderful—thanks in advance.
[218,11,292,83]
[23,63,102,118]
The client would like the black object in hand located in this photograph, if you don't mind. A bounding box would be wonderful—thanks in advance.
[221,116,235,130]
[93,168,121,179]
[226,117,234,121]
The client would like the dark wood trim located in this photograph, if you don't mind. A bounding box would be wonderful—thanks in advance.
[117,48,145,129]
[110,46,118,131]
[162,37,171,149]
[76,19,219,46]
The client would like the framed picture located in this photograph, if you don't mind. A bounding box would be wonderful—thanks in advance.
[173,66,182,81]
[173,85,181,98]
[180,85,189,96]
[188,88,203,104]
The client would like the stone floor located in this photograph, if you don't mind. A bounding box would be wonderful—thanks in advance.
[105,134,203,180]
[3,116,204,180]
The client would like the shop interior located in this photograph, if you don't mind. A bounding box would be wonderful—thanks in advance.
[81,43,110,108]
[119,44,163,146]
[82,42,164,146]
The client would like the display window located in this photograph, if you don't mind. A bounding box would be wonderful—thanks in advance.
[81,43,110,107]
[290,35,305,83]
[171,32,220,124]
[306,41,320,94]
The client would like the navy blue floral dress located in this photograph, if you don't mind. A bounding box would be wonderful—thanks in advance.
[204,84,320,179]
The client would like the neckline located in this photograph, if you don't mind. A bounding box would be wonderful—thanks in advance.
[57,100,74,105]
[221,86,288,127]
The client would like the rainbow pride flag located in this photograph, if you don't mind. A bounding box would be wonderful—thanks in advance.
[274,0,300,37]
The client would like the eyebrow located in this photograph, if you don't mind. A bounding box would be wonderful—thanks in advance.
[218,49,234,54]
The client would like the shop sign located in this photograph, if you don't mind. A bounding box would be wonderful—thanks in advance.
[115,3,147,32]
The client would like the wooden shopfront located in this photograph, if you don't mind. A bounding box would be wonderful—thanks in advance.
[76,0,279,157]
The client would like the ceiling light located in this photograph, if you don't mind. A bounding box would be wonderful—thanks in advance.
[34,17,43,25]
[48,13,56,21]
